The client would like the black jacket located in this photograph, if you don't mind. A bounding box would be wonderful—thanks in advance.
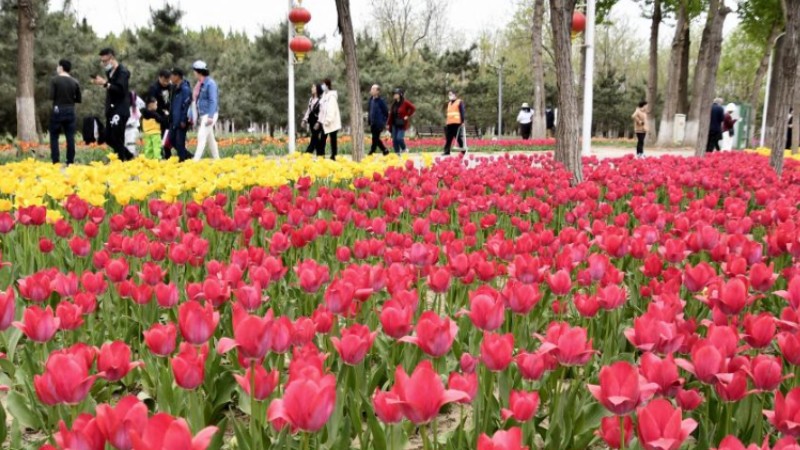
[709,103,725,133]
[148,81,172,115]
[105,64,131,116]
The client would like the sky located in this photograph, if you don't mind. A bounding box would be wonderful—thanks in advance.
[52,0,738,49]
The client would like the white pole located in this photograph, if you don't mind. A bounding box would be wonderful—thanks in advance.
[287,0,296,154]
[760,33,785,148]
[498,62,503,136]
[581,0,596,157]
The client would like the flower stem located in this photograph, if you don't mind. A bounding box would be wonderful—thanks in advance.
[420,424,431,450]
[249,362,260,449]
[619,415,626,450]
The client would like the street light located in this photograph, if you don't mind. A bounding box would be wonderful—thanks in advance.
[287,0,313,154]
[760,32,786,148]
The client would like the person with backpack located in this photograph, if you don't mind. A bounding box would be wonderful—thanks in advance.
[386,88,416,154]
[49,58,81,166]
[91,48,134,161]
[168,68,192,162]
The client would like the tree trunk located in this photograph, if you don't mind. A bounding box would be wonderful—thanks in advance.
[16,0,37,143]
[656,0,688,146]
[531,0,547,139]
[770,0,800,174]
[646,0,661,145]
[335,0,365,161]
[748,26,780,146]
[792,64,800,154]
[689,0,730,156]
[549,0,582,184]
[678,24,690,114]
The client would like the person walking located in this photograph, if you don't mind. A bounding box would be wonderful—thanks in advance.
[318,78,341,160]
[386,88,415,154]
[722,105,737,151]
[168,68,192,162]
[706,97,725,153]
[631,101,648,158]
[49,59,81,166]
[787,108,793,150]
[147,70,172,157]
[301,84,323,154]
[517,103,533,140]
[546,106,556,138]
[367,84,389,156]
[141,97,165,160]
[91,48,133,161]
[443,89,465,156]
[191,61,220,161]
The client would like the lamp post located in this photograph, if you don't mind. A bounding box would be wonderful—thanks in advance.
[576,3,595,157]
[490,59,505,136]
[760,32,786,148]
[287,1,313,154]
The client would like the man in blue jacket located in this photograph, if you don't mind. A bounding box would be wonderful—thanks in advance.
[367,84,389,156]
[168,68,192,162]
[191,60,220,161]
[706,97,725,153]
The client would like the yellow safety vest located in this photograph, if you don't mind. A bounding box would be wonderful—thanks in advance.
[446,99,462,125]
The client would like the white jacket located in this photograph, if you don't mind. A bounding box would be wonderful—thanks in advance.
[320,90,342,134]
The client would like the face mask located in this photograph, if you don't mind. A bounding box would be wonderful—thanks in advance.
[322,84,329,93]
[104,63,114,71]
[449,94,456,101]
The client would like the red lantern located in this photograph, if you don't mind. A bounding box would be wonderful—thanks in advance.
[572,11,586,34]
[289,7,312,34]
[290,36,313,63]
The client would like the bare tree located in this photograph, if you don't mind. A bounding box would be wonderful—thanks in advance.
[550,0,582,184]
[335,0,365,161]
[656,0,689,146]
[645,0,661,145]
[369,0,449,62]
[531,0,548,139]
[688,0,731,155]
[16,0,37,143]
[769,0,800,174]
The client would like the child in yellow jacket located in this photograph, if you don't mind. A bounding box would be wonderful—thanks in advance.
[141,97,165,160]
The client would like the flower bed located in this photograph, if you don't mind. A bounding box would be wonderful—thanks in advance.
[1,151,800,449]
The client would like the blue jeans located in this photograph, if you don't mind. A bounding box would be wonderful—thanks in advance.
[50,106,76,164]
[391,127,406,153]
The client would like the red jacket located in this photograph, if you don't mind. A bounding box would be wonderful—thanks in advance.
[387,99,416,131]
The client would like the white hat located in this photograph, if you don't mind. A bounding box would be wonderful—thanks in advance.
[521,103,530,108]
[192,60,208,71]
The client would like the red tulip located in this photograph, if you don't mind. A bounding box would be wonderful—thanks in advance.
[331,323,377,366]
[34,352,100,405]
[715,369,749,402]
[0,286,15,330]
[636,398,697,450]
[639,352,682,397]
[39,237,54,253]
[780,332,800,366]
[765,387,800,437]
[269,316,293,354]
[171,342,208,390]
[81,271,108,295]
[178,301,219,345]
[14,305,59,342]
[68,236,91,257]
[294,259,330,293]
[98,341,143,382]
[56,301,84,331]
[143,323,177,357]
[267,370,336,432]
[501,279,542,315]
[52,414,106,450]
[597,416,633,449]
[104,258,130,283]
[588,361,658,415]
[501,390,540,422]
[508,254,546,284]
[750,262,777,292]
[460,352,479,374]
[96,395,148,450]
[18,272,53,302]
[546,269,572,296]
[427,267,452,294]
[538,322,594,366]
[676,340,725,384]
[748,355,786,392]
[400,311,458,358]
[217,304,273,363]
[51,272,79,298]
[447,371,478,404]
[515,350,556,381]
[676,387,703,411]
[462,286,505,331]
[480,332,515,372]
[776,276,800,310]
[130,413,217,450]
[379,299,414,339]
[477,427,529,450]
[373,388,404,424]
[234,283,264,311]
[388,360,468,424]
[323,278,356,315]
[744,312,776,349]
[597,284,627,310]
[713,278,751,316]
[683,262,716,293]
[312,306,333,334]
[234,365,280,401]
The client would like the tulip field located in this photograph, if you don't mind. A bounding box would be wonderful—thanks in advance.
[2,151,800,450]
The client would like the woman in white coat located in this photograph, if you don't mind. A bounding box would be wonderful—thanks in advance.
[318,78,342,161]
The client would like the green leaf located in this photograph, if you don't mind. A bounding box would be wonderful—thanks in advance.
[0,402,7,446]
[231,416,251,450]
[206,417,227,450]
[5,391,40,430]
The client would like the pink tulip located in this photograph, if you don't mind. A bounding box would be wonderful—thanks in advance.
[386,360,468,424]
[636,398,697,450]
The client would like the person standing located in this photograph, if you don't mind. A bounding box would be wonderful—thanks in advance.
[367,84,389,156]
[301,84,323,154]
[517,103,533,140]
[141,97,165,160]
[49,59,81,166]
[386,88,416,154]
[631,101,648,158]
[191,61,220,161]
[91,48,133,161]
[722,105,737,151]
[318,78,341,160]
[545,106,556,138]
[443,89,465,156]
[168,68,192,162]
[148,70,172,157]
[706,97,725,153]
